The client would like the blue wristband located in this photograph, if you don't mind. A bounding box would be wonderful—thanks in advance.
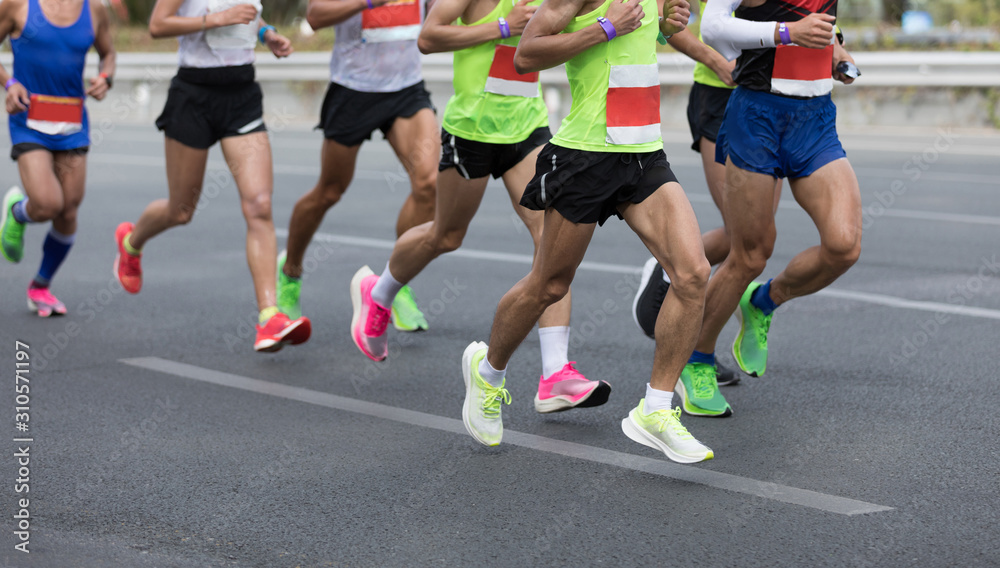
[258,24,276,44]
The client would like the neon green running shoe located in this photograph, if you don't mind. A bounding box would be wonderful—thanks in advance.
[1,186,26,263]
[276,250,302,320]
[461,341,510,446]
[676,362,732,417]
[392,284,428,332]
[621,400,714,463]
[733,282,773,377]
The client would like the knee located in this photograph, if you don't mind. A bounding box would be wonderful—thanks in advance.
[314,181,346,209]
[410,171,437,203]
[27,198,63,222]
[242,192,273,223]
[730,239,773,279]
[538,277,571,306]
[428,229,465,255]
[170,204,196,226]
[823,238,861,274]
[670,256,711,301]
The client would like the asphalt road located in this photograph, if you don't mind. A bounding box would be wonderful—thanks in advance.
[1,120,998,568]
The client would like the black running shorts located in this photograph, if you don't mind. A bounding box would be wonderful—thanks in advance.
[439,126,551,180]
[687,82,734,152]
[520,144,679,225]
[317,80,435,147]
[156,65,266,150]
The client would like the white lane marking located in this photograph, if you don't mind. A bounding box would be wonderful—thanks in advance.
[120,357,894,516]
[278,228,1000,320]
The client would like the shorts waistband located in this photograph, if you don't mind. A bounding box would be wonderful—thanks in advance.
[177,64,255,87]
[734,86,833,111]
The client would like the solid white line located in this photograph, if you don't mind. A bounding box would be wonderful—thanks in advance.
[120,357,894,516]
[277,228,1000,321]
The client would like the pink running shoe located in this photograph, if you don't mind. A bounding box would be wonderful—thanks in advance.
[114,222,142,294]
[350,265,390,362]
[27,285,67,317]
[534,362,611,413]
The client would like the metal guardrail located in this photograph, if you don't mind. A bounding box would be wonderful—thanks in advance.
[2,51,999,87]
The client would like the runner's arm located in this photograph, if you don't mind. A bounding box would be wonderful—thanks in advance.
[0,0,31,113]
[419,0,533,54]
[86,0,117,100]
[150,0,258,38]
[666,28,734,85]
[514,0,643,73]
[306,0,393,30]
[702,0,836,59]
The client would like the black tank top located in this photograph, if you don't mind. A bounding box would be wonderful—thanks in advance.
[733,0,838,98]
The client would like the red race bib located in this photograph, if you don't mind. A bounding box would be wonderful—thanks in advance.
[27,95,84,136]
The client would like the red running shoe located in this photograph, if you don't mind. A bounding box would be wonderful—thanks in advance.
[114,222,142,294]
[254,312,312,353]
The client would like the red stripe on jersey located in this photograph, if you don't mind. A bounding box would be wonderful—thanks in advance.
[27,95,83,123]
[362,1,421,29]
[488,45,539,83]
[780,0,827,13]
[606,86,660,128]
[772,45,834,82]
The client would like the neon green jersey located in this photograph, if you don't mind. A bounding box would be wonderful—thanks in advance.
[441,0,549,144]
[551,0,662,153]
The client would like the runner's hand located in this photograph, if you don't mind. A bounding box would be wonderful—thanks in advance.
[711,58,736,87]
[832,42,856,85]
[86,76,111,100]
[5,83,30,114]
[506,0,538,36]
[266,31,294,58]
[605,0,644,38]
[214,4,258,26]
[787,12,835,49]
[660,0,689,37]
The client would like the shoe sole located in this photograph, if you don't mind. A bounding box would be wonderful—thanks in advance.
[621,413,713,464]
[632,257,659,337]
[676,379,733,418]
[27,298,66,318]
[533,381,612,413]
[461,341,498,446]
[350,266,386,362]
[732,301,763,378]
[1,187,23,264]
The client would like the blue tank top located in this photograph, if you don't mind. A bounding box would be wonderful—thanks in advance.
[8,0,94,151]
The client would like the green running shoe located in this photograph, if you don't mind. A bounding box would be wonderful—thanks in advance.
[392,284,428,332]
[1,186,26,263]
[621,400,713,463]
[733,282,773,377]
[676,362,732,417]
[461,341,510,446]
[276,250,302,319]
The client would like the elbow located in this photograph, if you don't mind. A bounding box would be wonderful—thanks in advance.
[148,21,166,38]
[513,50,537,75]
[305,8,323,31]
[417,34,437,54]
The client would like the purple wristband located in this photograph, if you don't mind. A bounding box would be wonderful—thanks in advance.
[597,17,616,41]
[498,17,511,39]
[4,78,17,90]
[366,0,373,9]
[778,22,791,45]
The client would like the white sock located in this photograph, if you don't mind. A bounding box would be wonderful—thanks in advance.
[538,326,570,378]
[477,355,506,387]
[370,262,404,308]
[643,383,673,414]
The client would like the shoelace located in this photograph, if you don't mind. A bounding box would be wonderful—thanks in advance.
[754,312,773,348]
[481,384,511,416]
[691,365,716,398]
[365,304,390,335]
[121,252,141,276]
[656,408,693,440]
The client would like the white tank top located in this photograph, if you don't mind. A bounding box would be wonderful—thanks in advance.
[176,0,260,68]
[329,0,424,93]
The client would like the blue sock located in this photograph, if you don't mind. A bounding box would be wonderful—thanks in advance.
[750,279,778,316]
[33,228,75,287]
[688,350,715,366]
[12,199,34,224]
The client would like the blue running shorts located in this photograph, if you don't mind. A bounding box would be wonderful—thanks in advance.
[715,86,846,179]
